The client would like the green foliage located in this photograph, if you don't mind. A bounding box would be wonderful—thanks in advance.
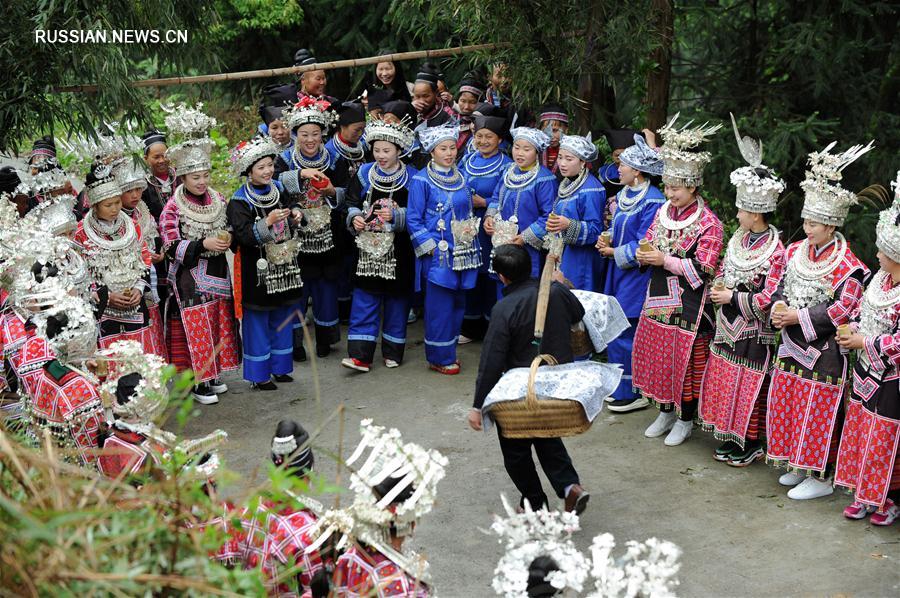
[210,0,304,42]
[0,375,265,595]
[388,0,658,129]
[0,0,220,152]
[669,0,899,264]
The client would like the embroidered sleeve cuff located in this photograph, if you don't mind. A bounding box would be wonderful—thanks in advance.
[523,226,543,250]
[798,307,817,342]
[865,336,885,371]
[346,208,362,233]
[279,170,303,195]
[414,237,436,257]
[663,254,684,276]
[254,219,275,244]
[735,292,755,321]
[393,207,407,232]
[175,240,190,264]
[613,244,637,269]
[680,259,703,289]
[333,187,346,207]
[563,220,583,245]
[881,334,900,368]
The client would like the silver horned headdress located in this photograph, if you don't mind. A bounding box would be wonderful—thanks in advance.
[799,140,874,227]
[728,113,785,214]
[658,113,722,188]
[876,169,900,263]
[163,103,218,176]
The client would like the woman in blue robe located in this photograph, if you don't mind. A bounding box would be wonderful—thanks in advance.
[459,105,513,341]
[407,123,482,375]
[544,133,605,291]
[483,126,557,291]
[596,133,666,412]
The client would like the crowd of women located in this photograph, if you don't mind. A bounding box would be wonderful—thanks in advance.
[1,50,899,595]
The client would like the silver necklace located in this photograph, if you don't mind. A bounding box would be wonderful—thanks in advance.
[783,233,847,308]
[616,180,650,213]
[369,163,408,193]
[242,182,280,209]
[722,225,780,289]
[503,163,539,189]
[652,198,705,254]
[658,198,704,231]
[332,135,365,162]
[427,162,466,192]
[556,167,588,200]
[291,145,330,170]
[84,211,136,251]
[174,185,227,242]
[463,151,505,178]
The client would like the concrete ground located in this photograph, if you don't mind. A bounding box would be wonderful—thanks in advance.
[181,318,900,597]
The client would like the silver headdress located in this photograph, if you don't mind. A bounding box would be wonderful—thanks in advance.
[559,132,599,163]
[15,167,72,198]
[490,495,590,597]
[21,193,78,235]
[510,126,551,153]
[113,161,149,192]
[30,279,98,364]
[619,133,664,176]
[163,103,217,176]
[799,140,874,227]
[59,121,143,180]
[875,169,900,263]
[86,177,122,206]
[365,116,416,153]
[416,121,460,154]
[229,136,280,178]
[728,113,785,214]
[304,419,446,586]
[97,340,169,426]
[658,113,722,188]
[5,232,89,310]
[285,97,337,131]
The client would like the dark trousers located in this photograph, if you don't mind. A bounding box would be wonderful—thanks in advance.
[497,430,580,509]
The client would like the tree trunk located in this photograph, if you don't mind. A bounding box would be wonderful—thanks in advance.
[574,1,604,131]
[645,0,674,131]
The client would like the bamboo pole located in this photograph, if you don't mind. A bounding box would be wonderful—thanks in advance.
[54,43,508,93]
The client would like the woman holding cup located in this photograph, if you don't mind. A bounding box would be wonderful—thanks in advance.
[544,132,604,291]
[834,174,900,525]
[764,142,872,500]
[631,116,724,446]
[228,137,306,391]
[159,104,240,405]
[697,117,787,466]
[597,133,665,412]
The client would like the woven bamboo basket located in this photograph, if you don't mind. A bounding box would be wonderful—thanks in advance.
[488,354,592,439]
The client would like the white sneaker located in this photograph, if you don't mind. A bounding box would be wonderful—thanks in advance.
[604,395,616,403]
[778,471,806,487]
[209,380,228,394]
[644,411,677,438]
[458,335,474,345]
[383,358,400,368]
[192,390,219,405]
[787,476,834,500]
[664,419,693,446]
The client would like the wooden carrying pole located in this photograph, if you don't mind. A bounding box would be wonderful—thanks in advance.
[54,42,507,93]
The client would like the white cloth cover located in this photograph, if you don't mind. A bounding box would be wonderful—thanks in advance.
[482,361,622,431]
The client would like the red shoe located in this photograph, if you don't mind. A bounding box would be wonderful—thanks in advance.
[429,361,460,375]
[341,357,371,373]
[843,501,875,520]
[870,500,899,526]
